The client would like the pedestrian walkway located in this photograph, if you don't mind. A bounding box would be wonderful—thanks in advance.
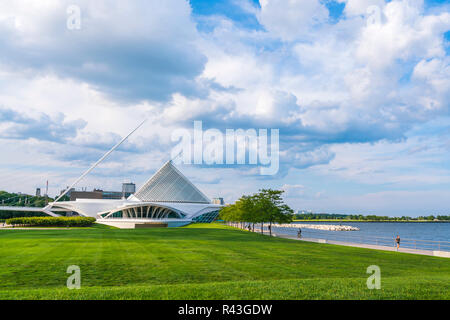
[273,233,450,258]
[235,225,450,258]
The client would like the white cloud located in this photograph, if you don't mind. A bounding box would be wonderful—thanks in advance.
[356,0,450,69]
[257,0,329,41]
[330,190,450,215]
[314,132,450,187]
[0,0,206,102]
[340,0,386,16]
[282,184,305,198]
[0,0,449,215]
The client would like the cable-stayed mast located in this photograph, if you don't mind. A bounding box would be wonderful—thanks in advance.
[49,119,147,205]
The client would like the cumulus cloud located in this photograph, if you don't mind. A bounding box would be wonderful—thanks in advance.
[151,0,450,177]
[356,0,450,69]
[281,145,336,170]
[340,0,386,16]
[327,190,450,215]
[0,0,207,103]
[281,184,305,198]
[412,57,450,111]
[0,0,449,214]
[0,107,86,143]
[257,0,329,41]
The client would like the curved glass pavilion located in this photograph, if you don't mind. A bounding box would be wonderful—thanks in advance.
[48,161,222,227]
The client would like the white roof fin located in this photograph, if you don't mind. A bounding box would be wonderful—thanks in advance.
[134,161,211,203]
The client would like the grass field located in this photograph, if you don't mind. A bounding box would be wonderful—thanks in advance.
[0,223,448,300]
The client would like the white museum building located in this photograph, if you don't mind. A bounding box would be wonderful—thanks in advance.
[48,161,223,228]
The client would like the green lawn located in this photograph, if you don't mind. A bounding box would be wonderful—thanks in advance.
[0,223,448,300]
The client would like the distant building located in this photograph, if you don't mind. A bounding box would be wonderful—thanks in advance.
[69,184,136,201]
[296,210,313,215]
[36,188,41,197]
[60,187,74,198]
[102,190,124,200]
[212,198,224,205]
[122,182,136,198]
[70,190,103,201]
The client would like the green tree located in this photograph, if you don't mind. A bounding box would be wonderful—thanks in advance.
[219,189,294,235]
[254,189,294,236]
[238,195,259,231]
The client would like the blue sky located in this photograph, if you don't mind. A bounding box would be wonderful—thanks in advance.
[0,0,449,216]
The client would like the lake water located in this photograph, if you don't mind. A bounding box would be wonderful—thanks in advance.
[269,222,450,251]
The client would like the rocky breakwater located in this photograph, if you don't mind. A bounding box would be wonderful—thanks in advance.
[271,223,359,231]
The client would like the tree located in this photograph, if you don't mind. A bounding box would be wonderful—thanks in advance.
[254,189,294,236]
[238,195,259,231]
[219,189,294,236]
[219,204,240,225]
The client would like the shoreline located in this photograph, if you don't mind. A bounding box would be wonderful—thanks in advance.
[236,225,450,258]
[268,223,359,231]
[279,234,450,258]
[293,220,450,223]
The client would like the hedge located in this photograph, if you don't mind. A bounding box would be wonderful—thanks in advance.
[5,217,96,227]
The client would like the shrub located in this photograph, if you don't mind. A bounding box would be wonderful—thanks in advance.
[5,216,96,227]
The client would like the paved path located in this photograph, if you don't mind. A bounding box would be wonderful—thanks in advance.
[275,233,435,256]
[242,226,449,258]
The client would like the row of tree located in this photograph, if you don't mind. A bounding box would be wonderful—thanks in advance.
[294,212,450,221]
[0,191,53,207]
[0,191,55,220]
[219,189,293,236]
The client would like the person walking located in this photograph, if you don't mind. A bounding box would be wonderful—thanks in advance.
[297,228,302,239]
[395,235,401,251]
